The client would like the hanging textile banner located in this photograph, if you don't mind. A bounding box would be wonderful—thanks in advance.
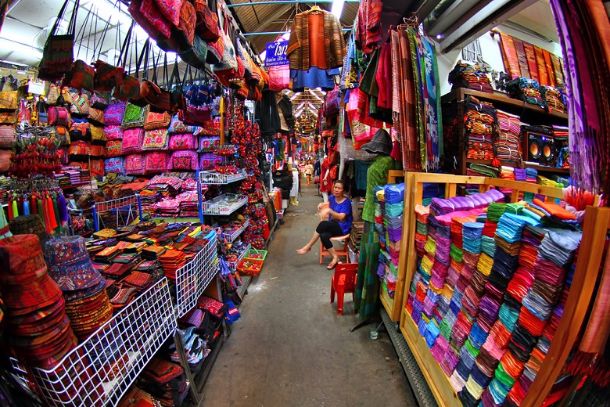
[265,40,289,67]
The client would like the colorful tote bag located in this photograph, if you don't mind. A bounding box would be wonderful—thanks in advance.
[104,125,123,140]
[38,0,79,81]
[144,152,169,174]
[199,153,222,170]
[198,136,220,151]
[105,157,125,174]
[104,102,127,126]
[121,103,149,129]
[106,140,123,157]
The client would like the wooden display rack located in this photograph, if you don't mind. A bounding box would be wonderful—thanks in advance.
[395,172,605,407]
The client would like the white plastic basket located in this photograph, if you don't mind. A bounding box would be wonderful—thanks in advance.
[221,218,250,243]
[199,170,246,185]
[175,231,219,318]
[11,278,176,407]
[201,194,248,216]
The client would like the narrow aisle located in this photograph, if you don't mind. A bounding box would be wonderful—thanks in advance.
[203,184,417,407]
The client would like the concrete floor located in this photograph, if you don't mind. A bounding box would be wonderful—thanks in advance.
[202,184,417,407]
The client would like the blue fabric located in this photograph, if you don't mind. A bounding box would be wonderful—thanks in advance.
[291,67,340,91]
[329,195,353,235]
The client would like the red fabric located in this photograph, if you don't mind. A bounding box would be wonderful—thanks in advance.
[375,41,393,109]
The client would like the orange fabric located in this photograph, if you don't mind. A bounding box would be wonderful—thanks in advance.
[308,12,327,69]
[532,198,577,220]
[535,46,549,86]
[543,50,556,87]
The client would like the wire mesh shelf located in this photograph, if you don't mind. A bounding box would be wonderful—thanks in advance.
[92,194,142,232]
[228,243,251,271]
[221,218,250,243]
[199,170,246,185]
[201,194,248,216]
[10,278,176,407]
[175,231,219,318]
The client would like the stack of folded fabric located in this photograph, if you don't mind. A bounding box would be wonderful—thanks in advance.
[467,163,500,178]
[139,358,189,407]
[430,189,504,216]
[414,205,430,257]
[465,99,496,161]
[448,62,494,92]
[499,166,516,180]
[495,110,522,163]
[44,236,113,340]
[0,235,79,369]
[506,78,546,109]
[514,168,527,182]
[383,183,405,298]
[348,221,365,254]
[177,191,199,217]
[540,86,567,114]
[159,249,187,280]
[525,167,538,183]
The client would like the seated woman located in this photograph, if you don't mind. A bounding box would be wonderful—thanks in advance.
[297,180,353,269]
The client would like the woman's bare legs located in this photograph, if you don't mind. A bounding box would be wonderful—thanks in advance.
[297,231,319,254]
[326,247,339,269]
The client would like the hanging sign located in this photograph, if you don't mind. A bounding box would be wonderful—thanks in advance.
[265,40,289,67]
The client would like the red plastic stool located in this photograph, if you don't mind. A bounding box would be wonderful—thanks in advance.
[319,234,350,264]
[330,263,358,314]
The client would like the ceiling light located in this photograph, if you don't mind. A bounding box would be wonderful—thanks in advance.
[331,0,346,19]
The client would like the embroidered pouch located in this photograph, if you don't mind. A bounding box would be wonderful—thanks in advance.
[88,107,105,125]
[142,129,169,150]
[121,128,145,154]
[122,103,149,129]
[144,110,171,130]
[104,102,126,125]
[90,124,106,142]
[198,152,222,170]
[106,140,123,157]
[144,152,169,174]
[170,150,198,170]
[198,136,220,151]
[105,157,125,174]
[125,154,145,175]
[90,159,104,177]
[104,125,123,140]
[168,114,196,133]
[169,133,196,150]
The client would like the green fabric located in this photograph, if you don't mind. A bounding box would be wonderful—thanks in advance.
[355,222,381,320]
[495,363,516,388]
[122,103,146,126]
[464,339,480,358]
[407,28,426,169]
[362,156,398,223]
[450,243,463,263]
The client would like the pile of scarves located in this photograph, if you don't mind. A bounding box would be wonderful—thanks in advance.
[448,62,494,93]
[405,194,583,406]
[465,98,496,161]
[541,86,567,114]
[495,110,522,162]
[506,78,546,109]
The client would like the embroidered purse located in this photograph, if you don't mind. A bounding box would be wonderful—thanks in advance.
[144,152,168,174]
[142,129,169,150]
[105,102,127,126]
[48,106,70,126]
[105,157,125,174]
[90,124,106,142]
[69,140,91,156]
[0,125,15,148]
[155,0,183,27]
[106,140,123,157]
[0,91,18,110]
[170,150,198,170]
[198,136,220,152]
[88,107,105,125]
[70,92,90,115]
[90,144,106,157]
[47,84,61,105]
[199,152,222,170]
[124,154,145,175]
[121,103,149,129]
[144,110,171,130]
[90,92,110,109]
[104,125,123,140]
[69,120,89,139]
[169,133,196,150]
[174,0,196,50]
[121,128,145,154]
[94,60,124,92]
[90,159,104,176]
[168,114,196,133]
[179,35,209,69]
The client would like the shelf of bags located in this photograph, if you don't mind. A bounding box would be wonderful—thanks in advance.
[10,278,176,407]
[227,243,251,272]
[221,218,250,243]
[201,194,248,216]
[199,170,246,185]
[175,230,219,318]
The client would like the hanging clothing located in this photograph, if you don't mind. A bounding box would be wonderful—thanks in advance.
[355,222,381,319]
[277,94,295,131]
[287,9,346,71]
[291,68,340,92]
[356,0,383,54]
[362,155,398,223]
[256,90,281,141]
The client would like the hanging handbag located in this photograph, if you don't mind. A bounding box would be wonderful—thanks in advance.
[90,92,110,110]
[155,0,184,27]
[174,0,196,50]
[47,84,61,105]
[64,60,95,91]
[88,107,105,126]
[93,9,123,92]
[38,0,80,81]
[0,91,18,110]
[141,53,173,112]
[128,0,172,42]
[179,35,209,69]
[114,24,145,103]
[194,0,220,41]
